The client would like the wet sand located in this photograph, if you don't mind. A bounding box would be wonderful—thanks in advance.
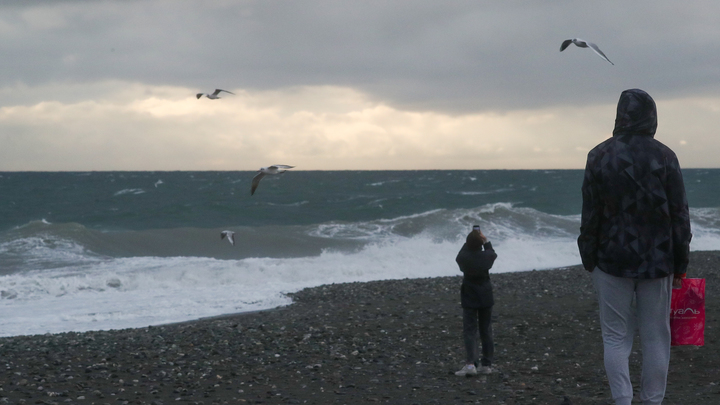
[1,251,718,404]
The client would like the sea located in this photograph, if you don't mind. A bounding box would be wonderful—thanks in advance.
[1,170,719,337]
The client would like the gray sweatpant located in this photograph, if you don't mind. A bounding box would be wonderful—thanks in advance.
[591,268,673,405]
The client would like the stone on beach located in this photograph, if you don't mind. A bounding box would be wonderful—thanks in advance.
[0,251,717,404]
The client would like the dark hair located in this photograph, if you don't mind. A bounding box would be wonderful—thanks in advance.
[466,230,484,250]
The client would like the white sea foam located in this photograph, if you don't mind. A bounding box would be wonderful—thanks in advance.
[367,180,401,187]
[113,188,146,196]
[455,188,513,196]
[0,231,582,337]
[0,213,584,338]
[457,191,494,196]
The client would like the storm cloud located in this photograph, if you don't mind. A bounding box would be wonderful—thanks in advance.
[1,1,719,170]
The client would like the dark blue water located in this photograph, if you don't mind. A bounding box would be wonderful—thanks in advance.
[1,169,719,337]
[1,170,577,231]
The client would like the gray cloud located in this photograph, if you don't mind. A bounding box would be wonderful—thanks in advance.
[3,1,720,113]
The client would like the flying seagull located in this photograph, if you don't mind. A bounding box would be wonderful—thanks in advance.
[220,230,235,246]
[560,38,614,65]
[251,165,295,196]
[196,89,235,99]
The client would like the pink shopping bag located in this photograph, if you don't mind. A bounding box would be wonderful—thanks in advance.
[670,278,705,346]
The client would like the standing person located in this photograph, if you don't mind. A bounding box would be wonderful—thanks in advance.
[578,89,692,405]
[454,225,498,376]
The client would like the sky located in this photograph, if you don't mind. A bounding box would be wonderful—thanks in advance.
[1,1,719,171]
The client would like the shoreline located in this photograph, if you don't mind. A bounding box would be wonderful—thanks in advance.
[159,306,292,328]
[155,250,715,334]
[0,251,718,404]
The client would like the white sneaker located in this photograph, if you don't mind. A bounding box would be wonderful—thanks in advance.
[477,365,494,374]
[455,364,477,376]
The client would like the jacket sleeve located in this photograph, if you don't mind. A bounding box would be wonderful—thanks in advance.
[666,154,692,274]
[455,243,467,271]
[479,242,498,271]
[456,242,497,277]
[577,154,601,271]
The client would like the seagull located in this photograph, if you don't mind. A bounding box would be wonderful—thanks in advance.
[560,38,614,65]
[196,89,235,99]
[251,165,295,196]
[220,230,235,246]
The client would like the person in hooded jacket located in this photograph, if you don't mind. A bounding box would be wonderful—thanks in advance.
[578,89,692,405]
[454,225,497,376]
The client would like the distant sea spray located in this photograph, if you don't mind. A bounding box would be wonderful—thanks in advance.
[1,170,719,336]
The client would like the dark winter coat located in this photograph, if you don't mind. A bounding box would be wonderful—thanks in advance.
[456,242,497,308]
[577,89,692,279]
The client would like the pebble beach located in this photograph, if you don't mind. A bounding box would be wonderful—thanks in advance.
[1,251,718,405]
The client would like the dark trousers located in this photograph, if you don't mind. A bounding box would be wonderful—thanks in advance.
[462,307,494,367]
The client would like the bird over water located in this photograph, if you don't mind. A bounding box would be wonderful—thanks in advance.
[560,38,614,65]
[220,230,235,246]
[251,165,295,196]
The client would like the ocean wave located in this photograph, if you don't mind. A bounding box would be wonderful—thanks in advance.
[1,202,586,276]
[0,232,580,337]
[453,188,514,196]
[266,201,310,207]
[2,204,720,336]
[686,207,720,251]
[3,204,717,270]
[0,220,106,275]
[456,191,495,196]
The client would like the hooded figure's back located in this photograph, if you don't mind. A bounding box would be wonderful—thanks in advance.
[577,89,691,279]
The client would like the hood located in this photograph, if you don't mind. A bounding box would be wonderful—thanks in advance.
[612,88,657,137]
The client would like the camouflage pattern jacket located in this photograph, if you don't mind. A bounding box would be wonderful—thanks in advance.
[577,89,691,279]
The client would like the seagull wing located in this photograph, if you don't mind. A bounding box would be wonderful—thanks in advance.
[217,89,235,95]
[587,42,614,65]
[271,165,294,169]
[559,39,573,52]
[221,231,235,246]
[251,172,266,195]
[211,89,222,96]
[196,93,204,99]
